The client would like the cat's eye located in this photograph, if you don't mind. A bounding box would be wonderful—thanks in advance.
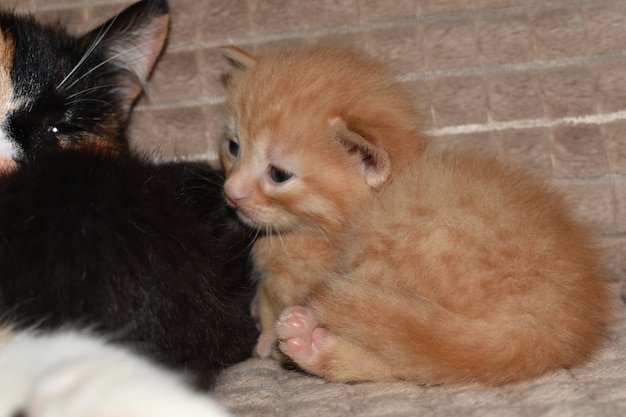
[269,166,293,183]
[227,139,240,157]
[48,123,82,136]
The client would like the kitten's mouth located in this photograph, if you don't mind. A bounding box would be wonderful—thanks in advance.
[224,193,261,230]
[224,193,278,233]
[0,157,18,175]
[234,209,264,231]
[229,205,270,233]
[234,210,292,236]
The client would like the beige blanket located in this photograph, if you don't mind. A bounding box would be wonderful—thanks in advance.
[7,0,626,415]
[215,308,626,416]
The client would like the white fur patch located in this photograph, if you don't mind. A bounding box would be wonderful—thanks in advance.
[0,127,21,160]
[0,330,232,417]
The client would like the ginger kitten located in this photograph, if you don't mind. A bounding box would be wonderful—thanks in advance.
[220,45,613,385]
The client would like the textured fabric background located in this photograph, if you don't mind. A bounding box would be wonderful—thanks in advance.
[4,0,626,416]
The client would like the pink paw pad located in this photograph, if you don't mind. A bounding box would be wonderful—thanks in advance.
[275,306,328,366]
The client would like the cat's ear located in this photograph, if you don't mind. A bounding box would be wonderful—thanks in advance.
[220,45,258,70]
[331,117,391,190]
[83,0,170,110]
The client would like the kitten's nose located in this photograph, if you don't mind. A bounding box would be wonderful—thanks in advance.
[223,181,248,207]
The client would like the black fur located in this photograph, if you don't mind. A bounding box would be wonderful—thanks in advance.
[0,0,257,389]
[0,149,257,388]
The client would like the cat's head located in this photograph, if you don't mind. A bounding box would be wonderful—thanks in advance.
[219,46,426,234]
[0,0,169,172]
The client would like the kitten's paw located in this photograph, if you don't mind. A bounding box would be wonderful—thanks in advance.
[276,306,328,366]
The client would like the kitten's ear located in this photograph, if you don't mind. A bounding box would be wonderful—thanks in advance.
[220,45,258,70]
[84,0,170,110]
[331,117,391,190]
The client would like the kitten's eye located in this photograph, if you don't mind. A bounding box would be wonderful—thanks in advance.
[48,123,82,136]
[269,166,293,183]
[227,139,240,157]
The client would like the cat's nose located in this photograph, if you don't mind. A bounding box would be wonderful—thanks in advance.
[223,181,248,207]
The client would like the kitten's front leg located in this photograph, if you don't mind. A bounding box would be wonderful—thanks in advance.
[251,235,335,359]
[252,285,281,358]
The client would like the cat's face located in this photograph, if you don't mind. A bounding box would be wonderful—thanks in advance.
[221,110,371,234]
[0,0,169,172]
[219,46,423,234]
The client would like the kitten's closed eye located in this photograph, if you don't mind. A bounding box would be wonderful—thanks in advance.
[0,0,172,164]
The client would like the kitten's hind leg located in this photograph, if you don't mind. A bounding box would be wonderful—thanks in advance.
[275,273,595,385]
[275,306,397,382]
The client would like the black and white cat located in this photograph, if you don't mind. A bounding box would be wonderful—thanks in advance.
[0,1,255,416]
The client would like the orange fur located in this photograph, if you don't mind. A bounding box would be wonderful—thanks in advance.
[220,45,614,384]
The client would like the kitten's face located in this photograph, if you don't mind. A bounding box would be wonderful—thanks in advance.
[221,109,369,234]
[0,0,169,172]
[220,47,410,234]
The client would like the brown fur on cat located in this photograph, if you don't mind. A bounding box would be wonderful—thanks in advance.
[220,45,614,384]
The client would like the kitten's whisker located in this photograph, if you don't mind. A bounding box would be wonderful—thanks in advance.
[266,224,275,249]
[57,13,119,90]
[66,97,120,108]
[155,39,195,54]
[66,84,120,100]
[276,230,290,257]
[63,39,169,92]
[250,228,261,249]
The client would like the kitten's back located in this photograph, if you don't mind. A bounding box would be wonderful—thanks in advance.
[313,149,613,384]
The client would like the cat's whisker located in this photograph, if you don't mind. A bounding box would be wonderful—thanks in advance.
[57,13,119,90]
[265,224,275,249]
[276,230,289,255]
[254,225,261,236]
[249,228,261,249]
[66,84,120,100]
[154,39,195,54]
[231,228,260,263]
[65,98,121,112]
[201,177,228,189]
[264,224,270,244]
[62,39,169,93]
